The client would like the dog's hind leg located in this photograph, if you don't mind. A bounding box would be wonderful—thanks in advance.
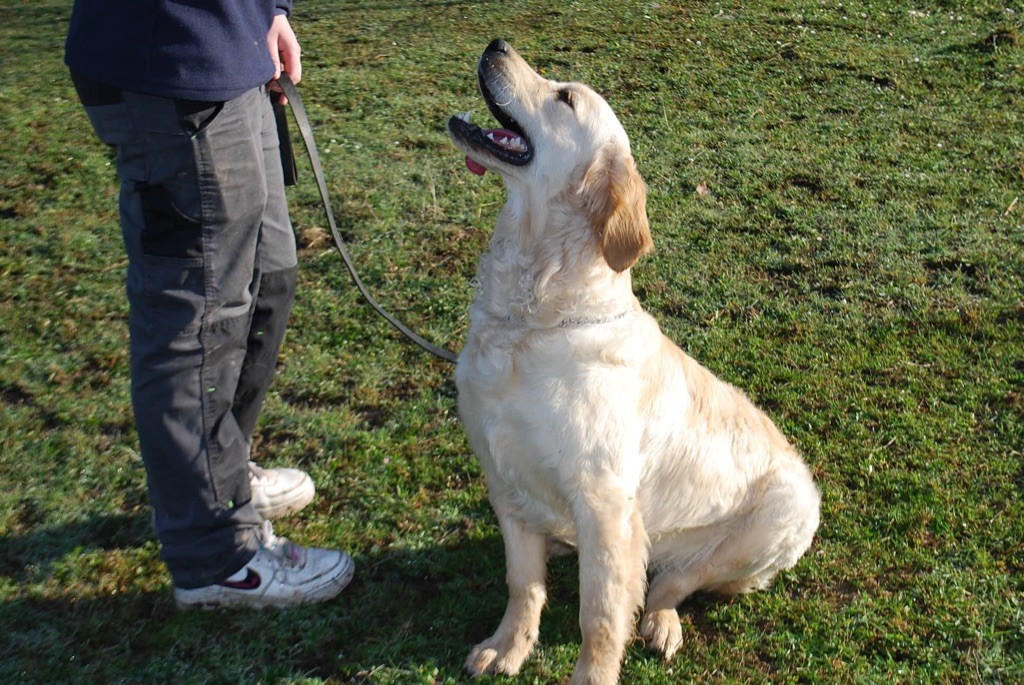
[640,567,703,661]
[570,487,649,685]
[465,510,548,678]
[642,465,819,662]
[702,465,820,597]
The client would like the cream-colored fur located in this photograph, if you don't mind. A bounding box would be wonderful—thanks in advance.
[448,41,820,685]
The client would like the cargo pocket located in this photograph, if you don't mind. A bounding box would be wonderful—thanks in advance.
[134,180,206,335]
[137,181,203,260]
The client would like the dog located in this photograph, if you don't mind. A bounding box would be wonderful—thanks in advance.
[448,40,820,685]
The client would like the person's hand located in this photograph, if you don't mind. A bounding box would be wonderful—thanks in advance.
[267,13,301,104]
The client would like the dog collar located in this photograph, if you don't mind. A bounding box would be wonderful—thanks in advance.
[500,310,634,329]
[558,310,633,328]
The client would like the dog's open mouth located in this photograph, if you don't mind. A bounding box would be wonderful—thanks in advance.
[450,115,530,175]
[448,73,533,176]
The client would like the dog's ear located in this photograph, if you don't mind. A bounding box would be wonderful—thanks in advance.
[579,145,653,272]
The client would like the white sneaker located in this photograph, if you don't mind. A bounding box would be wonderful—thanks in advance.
[174,521,354,609]
[249,461,315,519]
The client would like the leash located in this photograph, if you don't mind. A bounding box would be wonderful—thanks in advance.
[275,74,458,364]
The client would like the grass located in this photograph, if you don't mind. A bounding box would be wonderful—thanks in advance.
[1,0,1022,682]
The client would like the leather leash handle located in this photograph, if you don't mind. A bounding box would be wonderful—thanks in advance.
[275,74,458,364]
[270,89,299,186]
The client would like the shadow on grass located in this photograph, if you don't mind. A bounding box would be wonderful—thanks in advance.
[0,513,718,682]
[0,511,153,582]
[0,514,591,681]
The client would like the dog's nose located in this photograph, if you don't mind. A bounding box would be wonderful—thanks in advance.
[486,39,512,55]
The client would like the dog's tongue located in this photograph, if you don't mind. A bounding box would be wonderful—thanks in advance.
[465,156,486,176]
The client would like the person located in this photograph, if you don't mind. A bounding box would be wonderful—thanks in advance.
[64,0,354,608]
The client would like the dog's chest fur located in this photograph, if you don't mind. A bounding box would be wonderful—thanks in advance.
[455,243,653,540]
[457,335,630,542]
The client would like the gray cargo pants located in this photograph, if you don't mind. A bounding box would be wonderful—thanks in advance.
[73,75,297,589]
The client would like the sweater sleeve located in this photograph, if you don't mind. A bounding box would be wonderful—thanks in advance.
[276,1,292,16]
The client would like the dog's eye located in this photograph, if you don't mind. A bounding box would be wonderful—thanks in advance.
[557,89,577,110]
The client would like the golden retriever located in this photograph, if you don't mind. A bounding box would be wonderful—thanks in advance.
[447,40,820,685]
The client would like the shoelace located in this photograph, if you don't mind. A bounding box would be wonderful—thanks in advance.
[257,520,303,567]
[248,460,271,483]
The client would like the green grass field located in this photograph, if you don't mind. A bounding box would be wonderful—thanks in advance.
[1,1,1022,682]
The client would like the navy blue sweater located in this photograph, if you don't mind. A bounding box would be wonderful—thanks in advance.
[66,0,293,102]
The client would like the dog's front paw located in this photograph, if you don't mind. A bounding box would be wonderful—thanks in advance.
[640,608,683,661]
[465,633,534,677]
